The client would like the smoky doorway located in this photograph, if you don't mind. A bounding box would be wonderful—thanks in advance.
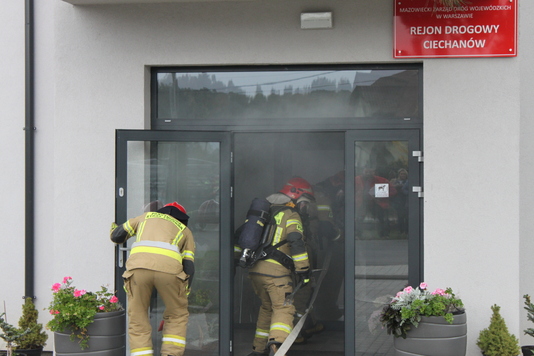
[233,132,345,356]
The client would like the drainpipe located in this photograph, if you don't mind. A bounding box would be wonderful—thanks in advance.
[24,0,35,300]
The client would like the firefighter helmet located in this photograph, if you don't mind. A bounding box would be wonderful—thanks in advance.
[165,202,187,214]
[279,177,314,201]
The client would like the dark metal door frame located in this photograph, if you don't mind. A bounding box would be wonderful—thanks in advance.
[115,128,422,356]
[115,129,233,356]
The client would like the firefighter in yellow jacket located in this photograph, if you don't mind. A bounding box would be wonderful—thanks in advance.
[247,177,313,356]
[110,202,195,356]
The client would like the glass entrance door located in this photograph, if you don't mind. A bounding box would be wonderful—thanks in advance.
[115,129,422,356]
[345,130,422,356]
[115,130,232,356]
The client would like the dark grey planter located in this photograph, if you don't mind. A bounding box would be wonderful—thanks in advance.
[522,345,534,356]
[13,346,42,356]
[394,312,467,356]
[54,310,126,356]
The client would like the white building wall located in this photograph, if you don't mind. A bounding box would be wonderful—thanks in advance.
[520,0,534,348]
[424,56,521,348]
[1,0,530,355]
[0,0,25,334]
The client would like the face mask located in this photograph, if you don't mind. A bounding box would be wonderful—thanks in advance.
[296,200,311,216]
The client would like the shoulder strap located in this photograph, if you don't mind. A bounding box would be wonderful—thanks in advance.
[246,208,270,221]
[269,204,296,218]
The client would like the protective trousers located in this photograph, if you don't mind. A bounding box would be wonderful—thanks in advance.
[124,269,189,356]
[249,274,294,353]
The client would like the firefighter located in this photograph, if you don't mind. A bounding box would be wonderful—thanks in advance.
[110,202,195,356]
[312,172,345,322]
[247,177,313,356]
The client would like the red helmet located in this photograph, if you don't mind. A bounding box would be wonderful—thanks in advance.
[279,177,314,201]
[165,202,187,214]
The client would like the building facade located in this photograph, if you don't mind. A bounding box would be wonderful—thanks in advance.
[1,0,533,355]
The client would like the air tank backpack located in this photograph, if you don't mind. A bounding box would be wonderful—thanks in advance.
[235,198,295,270]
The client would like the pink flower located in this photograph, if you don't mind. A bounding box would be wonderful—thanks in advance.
[52,283,61,292]
[49,309,60,315]
[419,282,428,290]
[110,296,118,303]
[432,288,446,296]
[396,291,404,298]
[403,286,413,293]
[62,276,72,284]
[73,289,87,297]
[99,306,105,310]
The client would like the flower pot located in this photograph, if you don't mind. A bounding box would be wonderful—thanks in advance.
[394,313,467,356]
[13,347,42,356]
[54,310,126,356]
[522,345,534,356]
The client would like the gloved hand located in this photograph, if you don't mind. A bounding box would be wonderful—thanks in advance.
[185,275,194,295]
[186,283,192,296]
[110,222,118,234]
[183,259,195,277]
[296,269,311,287]
[183,260,195,293]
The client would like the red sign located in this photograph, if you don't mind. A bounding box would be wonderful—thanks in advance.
[394,0,517,58]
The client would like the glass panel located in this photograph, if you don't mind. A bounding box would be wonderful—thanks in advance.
[354,140,410,356]
[126,140,220,356]
[156,69,419,120]
[232,132,345,356]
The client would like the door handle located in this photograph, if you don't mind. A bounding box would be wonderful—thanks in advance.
[412,186,424,198]
[412,151,424,162]
[118,246,130,268]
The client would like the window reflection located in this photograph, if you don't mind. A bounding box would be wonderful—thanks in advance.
[354,140,410,356]
[156,70,419,120]
[157,142,221,355]
[125,141,221,356]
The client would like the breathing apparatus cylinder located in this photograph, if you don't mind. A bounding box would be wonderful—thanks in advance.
[238,198,271,267]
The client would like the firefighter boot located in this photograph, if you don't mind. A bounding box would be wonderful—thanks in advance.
[295,322,324,344]
[301,322,325,339]
[294,335,307,345]
[269,342,284,356]
[246,352,269,356]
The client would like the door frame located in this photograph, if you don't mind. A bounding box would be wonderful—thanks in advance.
[115,129,233,356]
[115,128,422,356]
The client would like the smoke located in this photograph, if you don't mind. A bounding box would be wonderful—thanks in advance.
[233,132,345,225]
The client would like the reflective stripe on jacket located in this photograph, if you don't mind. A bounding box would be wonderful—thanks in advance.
[130,240,183,263]
[111,212,195,279]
